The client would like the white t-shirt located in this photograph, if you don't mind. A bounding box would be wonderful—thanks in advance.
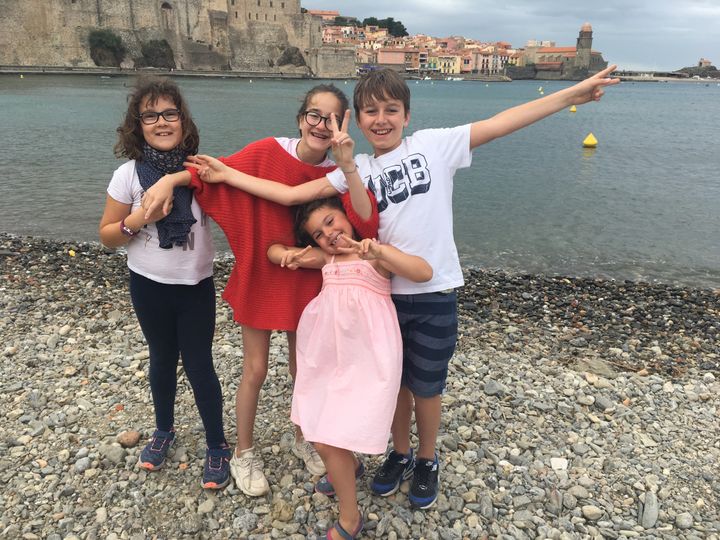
[327,125,472,294]
[107,160,215,285]
[275,137,335,168]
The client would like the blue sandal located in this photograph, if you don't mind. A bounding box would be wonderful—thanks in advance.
[315,460,365,497]
[326,515,364,539]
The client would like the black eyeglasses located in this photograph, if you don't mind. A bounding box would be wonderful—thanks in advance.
[303,111,340,130]
[138,109,181,125]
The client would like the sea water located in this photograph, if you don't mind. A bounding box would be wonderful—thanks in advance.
[1,74,718,288]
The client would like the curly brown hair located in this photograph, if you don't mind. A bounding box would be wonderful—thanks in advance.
[114,76,199,160]
[293,197,358,247]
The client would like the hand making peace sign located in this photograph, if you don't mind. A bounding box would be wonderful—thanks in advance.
[336,235,384,261]
[329,109,356,173]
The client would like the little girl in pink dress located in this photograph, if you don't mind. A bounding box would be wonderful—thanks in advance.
[268,196,432,540]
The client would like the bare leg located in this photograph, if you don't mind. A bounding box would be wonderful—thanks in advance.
[235,326,270,454]
[414,393,442,460]
[314,443,361,539]
[286,331,303,442]
[390,386,414,454]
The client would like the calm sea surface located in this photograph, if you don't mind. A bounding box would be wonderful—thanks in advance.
[1,74,718,288]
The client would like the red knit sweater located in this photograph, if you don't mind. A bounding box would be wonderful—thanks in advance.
[190,137,379,331]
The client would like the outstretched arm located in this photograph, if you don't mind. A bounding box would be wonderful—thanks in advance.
[470,64,620,149]
[267,244,327,270]
[185,154,339,205]
[337,236,433,283]
[182,109,374,220]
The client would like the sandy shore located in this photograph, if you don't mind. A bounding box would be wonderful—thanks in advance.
[1,233,718,539]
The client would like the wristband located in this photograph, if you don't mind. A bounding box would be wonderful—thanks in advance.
[341,164,357,174]
[120,218,138,237]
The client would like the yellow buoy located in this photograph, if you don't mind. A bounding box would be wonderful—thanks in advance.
[538,86,543,92]
[20,74,24,79]
[539,91,544,95]
[583,133,598,148]
[570,105,577,113]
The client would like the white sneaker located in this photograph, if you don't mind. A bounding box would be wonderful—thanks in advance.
[230,447,269,496]
[292,438,326,475]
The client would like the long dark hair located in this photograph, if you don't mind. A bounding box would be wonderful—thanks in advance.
[114,76,199,160]
[293,197,357,247]
[296,84,350,133]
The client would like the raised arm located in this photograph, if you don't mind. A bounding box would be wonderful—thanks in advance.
[338,236,433,283]
[329,111,372,220]
[470,64,619,149]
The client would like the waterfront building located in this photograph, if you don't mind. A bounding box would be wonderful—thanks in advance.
[698,58,713,68]
[520,22,607,79]
[306,9,340,22]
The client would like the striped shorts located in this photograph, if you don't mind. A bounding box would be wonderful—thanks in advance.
[392,291,458,398]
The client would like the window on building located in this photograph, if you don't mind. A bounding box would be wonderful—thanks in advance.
[274,14,276,21]
[257,0,260,5]
[281,2,285,7]
[265,13,267,20]
[255,12,258,19]
[270,1,273,6]
[235,11,238,18]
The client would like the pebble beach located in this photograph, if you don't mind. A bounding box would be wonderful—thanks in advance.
[1,232,718,539]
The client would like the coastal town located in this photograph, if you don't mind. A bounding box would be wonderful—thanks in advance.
[308,10,608,81]
[2,0,716,81]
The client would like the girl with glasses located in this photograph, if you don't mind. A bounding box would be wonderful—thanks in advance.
[141,84,378,496]
[98,76,231,489]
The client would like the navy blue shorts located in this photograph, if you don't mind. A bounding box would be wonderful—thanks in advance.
[392,291,458,398]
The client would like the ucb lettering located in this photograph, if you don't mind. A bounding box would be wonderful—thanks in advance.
[384,164,409,204]
[368,153,433,213]
[404,154,431,195]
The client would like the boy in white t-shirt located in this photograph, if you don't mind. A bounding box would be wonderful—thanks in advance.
[151,65,619,512]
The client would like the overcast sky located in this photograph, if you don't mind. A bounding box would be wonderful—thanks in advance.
[305,0,719,71]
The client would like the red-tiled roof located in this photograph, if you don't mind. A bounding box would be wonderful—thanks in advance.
[538,47,576,53]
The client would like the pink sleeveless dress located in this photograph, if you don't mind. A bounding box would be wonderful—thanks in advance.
[291,258,402,454]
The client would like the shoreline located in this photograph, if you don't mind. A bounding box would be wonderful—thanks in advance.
[0,66,512,83]
[1,233,719,538]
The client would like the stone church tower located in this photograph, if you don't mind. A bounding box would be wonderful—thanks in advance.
[574,22,592,70]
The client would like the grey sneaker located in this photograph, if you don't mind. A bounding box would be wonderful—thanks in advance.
[230,447,269,496]
[292,438,326,475]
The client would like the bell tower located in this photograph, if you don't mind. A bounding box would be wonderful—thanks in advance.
[575,22,592,69]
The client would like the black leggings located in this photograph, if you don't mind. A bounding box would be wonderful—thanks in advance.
[129,270,225,448]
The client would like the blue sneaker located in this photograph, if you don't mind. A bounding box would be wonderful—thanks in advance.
[409,453,440,509]
[315,460,365,497]
[202,445,231,489]
[370,449,415,496]
[137,429,175,471]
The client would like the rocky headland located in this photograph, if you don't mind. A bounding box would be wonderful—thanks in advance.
[1,233,718,539]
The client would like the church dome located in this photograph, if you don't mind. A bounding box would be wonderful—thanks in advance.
[581,22,592,32]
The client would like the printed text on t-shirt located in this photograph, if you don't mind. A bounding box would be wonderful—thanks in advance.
[367,153,431,212]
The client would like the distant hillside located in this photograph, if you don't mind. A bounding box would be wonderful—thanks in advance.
[677,65,720,79]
